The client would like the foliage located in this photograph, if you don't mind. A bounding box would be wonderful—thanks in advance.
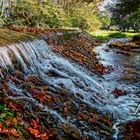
[132,34,140,41]
[99,10,111,29]
[0,0,105,30]
[0,0,68,28]
[108,32,127,38]
[109,0,140,32]
[67,3,102,31]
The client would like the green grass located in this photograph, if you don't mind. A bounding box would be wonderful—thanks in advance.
[90,30,139,41]
[108,32,127,38]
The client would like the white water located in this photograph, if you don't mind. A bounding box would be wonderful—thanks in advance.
[0,39,140,124]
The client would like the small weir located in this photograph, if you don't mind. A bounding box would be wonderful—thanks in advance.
[0,34,139,139]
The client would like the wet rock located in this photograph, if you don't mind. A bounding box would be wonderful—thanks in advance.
[13,70,25,80]
[109,42,123,48]
[25,75,38,82]
[116,50,130,56]
[25,75,43,86]
[111,88,127,97]
[78,112,89,121]
[0,68,5,78]
[109,40,140,51]
[129,42,139,48]
[20,82,35,90]
[59,123,81,139]
[69,101,78,114]
[9,75,23,85]
[120,120,140,140]
[52,35,103,75]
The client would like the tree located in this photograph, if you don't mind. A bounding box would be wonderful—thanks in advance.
[0,0,105,30]
[109,0,140,32]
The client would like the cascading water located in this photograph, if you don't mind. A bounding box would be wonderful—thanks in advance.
[0,38,139,139]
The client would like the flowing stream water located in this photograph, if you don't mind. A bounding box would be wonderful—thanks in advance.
[0,38,139,139]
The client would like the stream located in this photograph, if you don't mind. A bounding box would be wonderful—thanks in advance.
[0,37,139,139]
[93,38,140,139]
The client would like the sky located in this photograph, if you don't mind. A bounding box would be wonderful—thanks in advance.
[99,0,113,11]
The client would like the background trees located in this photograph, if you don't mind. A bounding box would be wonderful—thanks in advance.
[0,0,139,32]
[0,0,106,30]
[109,0,140,32]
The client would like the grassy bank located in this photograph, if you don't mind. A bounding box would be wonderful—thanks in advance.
[90,30,139,41]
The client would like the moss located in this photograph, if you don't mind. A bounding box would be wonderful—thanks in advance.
[0,29,37,46]
[63,32,74,41]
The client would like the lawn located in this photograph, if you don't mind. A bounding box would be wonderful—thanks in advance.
[90,30,139,40]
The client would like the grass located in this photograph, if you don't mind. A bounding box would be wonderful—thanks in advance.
[90,30,139,41]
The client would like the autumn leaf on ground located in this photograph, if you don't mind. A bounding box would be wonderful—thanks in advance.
[27,127,39,135]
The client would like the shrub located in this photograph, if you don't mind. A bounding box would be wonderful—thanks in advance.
[132,34,140,41]
[0,0,102,31]
[68,16,89,30]
[108,32,127,38]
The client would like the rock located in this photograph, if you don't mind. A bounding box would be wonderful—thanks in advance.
[78,112,89,121]
[109,42,123,48]
[111,88,127,97]
[120,120,140,140]
[13,70,25,80]
[25,75,43,86]
[59,123,81,139]
[69,101,78,114]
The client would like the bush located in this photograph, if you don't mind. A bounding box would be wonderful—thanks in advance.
[132,34,140,41]
[68,16,89,30]
[108,32,127,38]
[0,0,102,31]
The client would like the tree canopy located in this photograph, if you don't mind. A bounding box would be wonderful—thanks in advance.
[109,0,140,32]
[0,0,110,31]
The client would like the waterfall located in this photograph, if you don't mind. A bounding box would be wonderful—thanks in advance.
[0,39,139,119]
[0,38,140,139]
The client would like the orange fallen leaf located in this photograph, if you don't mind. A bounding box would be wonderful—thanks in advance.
[0,128,21,137]
[28,127,39,135]
[13,118,18,124]
[11,128,21,137]
[35,132,49,140]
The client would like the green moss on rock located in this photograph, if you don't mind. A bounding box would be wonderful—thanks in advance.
[0,29,37,46]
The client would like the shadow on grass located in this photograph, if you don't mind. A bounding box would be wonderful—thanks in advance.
[108,32,128,38]
[91,30,140,41]
[133,34,140,41]
[95,35,110,41]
